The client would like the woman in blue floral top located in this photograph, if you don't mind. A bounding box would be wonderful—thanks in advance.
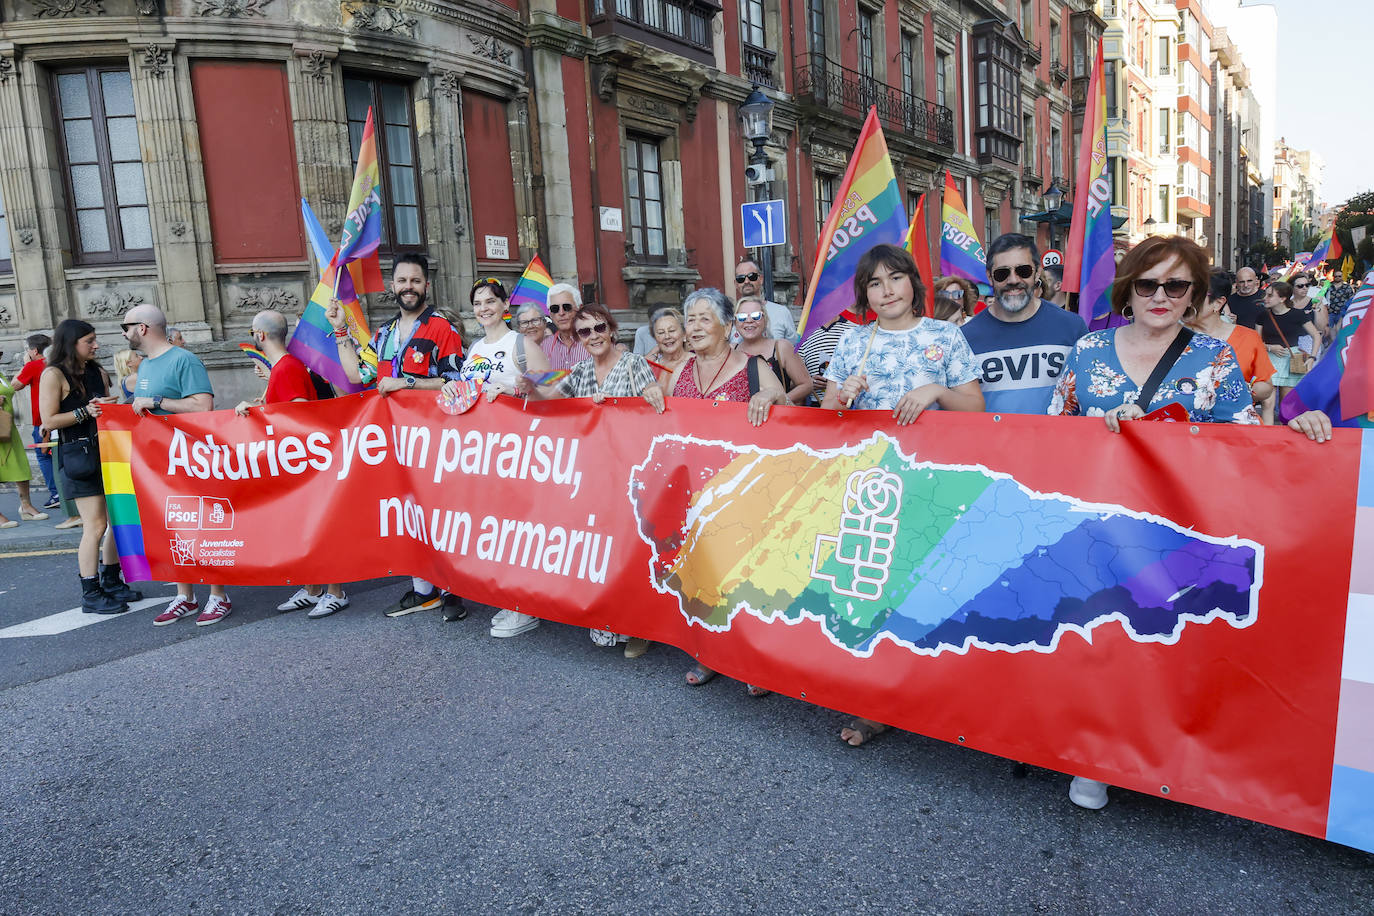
[1049,235,1260,430]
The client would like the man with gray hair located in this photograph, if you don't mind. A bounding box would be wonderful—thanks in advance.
[167,325,185,348]
[541,282,589,370]
[122,303,231,626]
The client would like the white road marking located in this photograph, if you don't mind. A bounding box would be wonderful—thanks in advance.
[0,594,171,639]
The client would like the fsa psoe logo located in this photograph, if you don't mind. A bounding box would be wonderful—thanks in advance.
[164,496,235,531]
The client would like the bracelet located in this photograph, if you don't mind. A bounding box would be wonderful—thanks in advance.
[333,327,349,339]
[72,406,89,423]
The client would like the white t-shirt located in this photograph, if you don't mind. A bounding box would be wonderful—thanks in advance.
[462,329,525,389]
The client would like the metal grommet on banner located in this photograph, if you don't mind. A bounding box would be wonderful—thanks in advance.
[1189,425,1200,435]
[992,414,1001,422]
[957,735,965,743]
[800,691,806,699]
[1161,785,1171,795]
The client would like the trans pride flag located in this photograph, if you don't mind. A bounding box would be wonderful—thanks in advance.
[509,254,554,314]
[289,109,387,392]
[1280,269,1374,427]
[1063,39,1115,329]
[798,108,907,339]
[939,171,987,287]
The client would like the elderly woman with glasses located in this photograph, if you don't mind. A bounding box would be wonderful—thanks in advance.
[1050,236,1260,431]
[516,303,550,347]
[734,295,813,405]
[645,306,690,386]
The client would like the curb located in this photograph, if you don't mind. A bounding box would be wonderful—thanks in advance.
[0,531,83,553]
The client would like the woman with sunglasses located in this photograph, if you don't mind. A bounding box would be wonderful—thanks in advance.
[735,295,813,405]
[645,307,690,387]
[528,303,664,657]
[1289,272,1329,341]
[1260,280,1322,401]
[932,276,979,325]
[1051,236,1259,432]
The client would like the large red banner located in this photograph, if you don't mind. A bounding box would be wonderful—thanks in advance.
[98,396,1373,852]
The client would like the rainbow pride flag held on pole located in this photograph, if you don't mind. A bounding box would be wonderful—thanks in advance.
[289,108,389,392]
[939,171,987,287]
[1280,269,1374,427]
[797,108,908,339]
[509,254,554,314]
[1062,38,1115,330]
[1310,231,1333,266]
[903,191,936,315]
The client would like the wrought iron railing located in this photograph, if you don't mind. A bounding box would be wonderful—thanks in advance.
[743,44,776,88]
[794,53,954,148]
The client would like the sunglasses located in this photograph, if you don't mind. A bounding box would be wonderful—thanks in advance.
[991,264,1035,283]
[575,322,609,339]
[1131,278,1193,299]
[120,321,146,332]
[735,272,761,283]
[548,302,575,314]
[471,277,501,290]
[1293,283,1310,289]
[735,311,764,322]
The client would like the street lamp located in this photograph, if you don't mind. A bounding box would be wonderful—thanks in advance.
[1044,179,1066,249]
[739,86,776,301]
[1144,216,1156,238]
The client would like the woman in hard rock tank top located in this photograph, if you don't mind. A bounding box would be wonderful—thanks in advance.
[665,287,789,695]
[38,319,143,615]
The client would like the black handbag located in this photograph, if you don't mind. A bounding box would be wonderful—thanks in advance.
[60,438,100,481]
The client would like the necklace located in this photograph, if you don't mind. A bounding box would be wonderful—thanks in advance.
[694,347,732,395]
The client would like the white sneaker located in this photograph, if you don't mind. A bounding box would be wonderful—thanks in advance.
[490,610,539,638]
[308,592,350,619]
[1069,776,1110,810]
[276,587,318,612]
[589,629,625,647]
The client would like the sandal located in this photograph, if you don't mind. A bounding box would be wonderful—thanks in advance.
[685,663,717,686]
[840,718,889,747]
[745,684,771,698]
[624,637,652,659]
[20,509,49,521]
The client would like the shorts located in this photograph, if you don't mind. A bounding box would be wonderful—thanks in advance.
[55,439,105,500]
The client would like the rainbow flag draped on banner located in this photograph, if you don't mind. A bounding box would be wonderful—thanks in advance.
[902,191,937,315]
[797,108,908,339]
[1063,39,1115,329]
[1280,269,1374,427]
[289,109,388,393]
[509,254,555,314]
[938,172,987,286]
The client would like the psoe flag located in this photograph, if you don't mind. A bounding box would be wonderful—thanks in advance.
[1062,38,1114,329]
[797,108,908,340]
[938,171,987,286]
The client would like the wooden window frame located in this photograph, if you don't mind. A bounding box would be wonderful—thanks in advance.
[52,65,153,267]
[624,132,667,265]
[815,172,836,236]
[343,73,427,257]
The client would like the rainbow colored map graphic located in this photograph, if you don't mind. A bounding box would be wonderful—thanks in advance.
[629,434,1262,656]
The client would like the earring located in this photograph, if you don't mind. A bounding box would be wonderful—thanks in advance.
[1183,304,1199,321]
[1122,305,1134,321]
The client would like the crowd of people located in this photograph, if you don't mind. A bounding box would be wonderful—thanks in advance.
[2,233,1345,813]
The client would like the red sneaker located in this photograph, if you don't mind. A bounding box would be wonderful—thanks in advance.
[153,595,198,627]
[195,595,232,626]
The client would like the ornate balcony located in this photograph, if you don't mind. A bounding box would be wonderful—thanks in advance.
[794,52,954,148]
[1024,42,1042,67]
[742,43,776,88]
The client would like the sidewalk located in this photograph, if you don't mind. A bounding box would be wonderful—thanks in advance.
[0,482,84,553]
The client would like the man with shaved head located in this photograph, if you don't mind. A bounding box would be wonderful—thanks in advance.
[122,304,231,626]
[1228,267,1263,330]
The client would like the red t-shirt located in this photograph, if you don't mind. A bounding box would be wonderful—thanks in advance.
[15,358,45,422]
[264,353,317,405]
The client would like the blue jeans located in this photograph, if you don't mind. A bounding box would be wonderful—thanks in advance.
[31,425,57,494]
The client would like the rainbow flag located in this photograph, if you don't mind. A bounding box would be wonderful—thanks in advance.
[1062,38,1115,329]
[939,171,987,287]
[1280,269,1374,427]
[509,254,554,314]
[238,343,271,371]
[903,191,936,315]
[797,108,908,339]
[100,428,151,583]
[1310,231,1333,265]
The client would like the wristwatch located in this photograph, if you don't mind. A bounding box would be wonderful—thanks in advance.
[405,375,416,389]
[152,395,164,411]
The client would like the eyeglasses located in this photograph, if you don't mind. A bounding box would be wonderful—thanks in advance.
[734,311,764,322]
[575,322,609,339]
[548,302,575,314]
[517,319,544,330]
[734,272,761,284]
[990,264,1035,283]
[938,289,965,300]
[1131,278,1194,299]
[1293,282,1310,289]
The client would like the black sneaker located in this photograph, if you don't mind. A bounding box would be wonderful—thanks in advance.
[441,593,468,622]
[43,495,61,510]
[382,589,441,618]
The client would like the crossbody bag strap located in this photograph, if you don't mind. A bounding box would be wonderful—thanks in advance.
[1266,308,1294,350]
[1134,327,1195,409]
[747,354,761,396]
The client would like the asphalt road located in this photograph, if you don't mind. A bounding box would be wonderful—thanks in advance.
[2,549,1371,915]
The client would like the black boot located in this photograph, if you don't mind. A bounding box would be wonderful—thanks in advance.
[99,562,143,604]
[81,575,128,615]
